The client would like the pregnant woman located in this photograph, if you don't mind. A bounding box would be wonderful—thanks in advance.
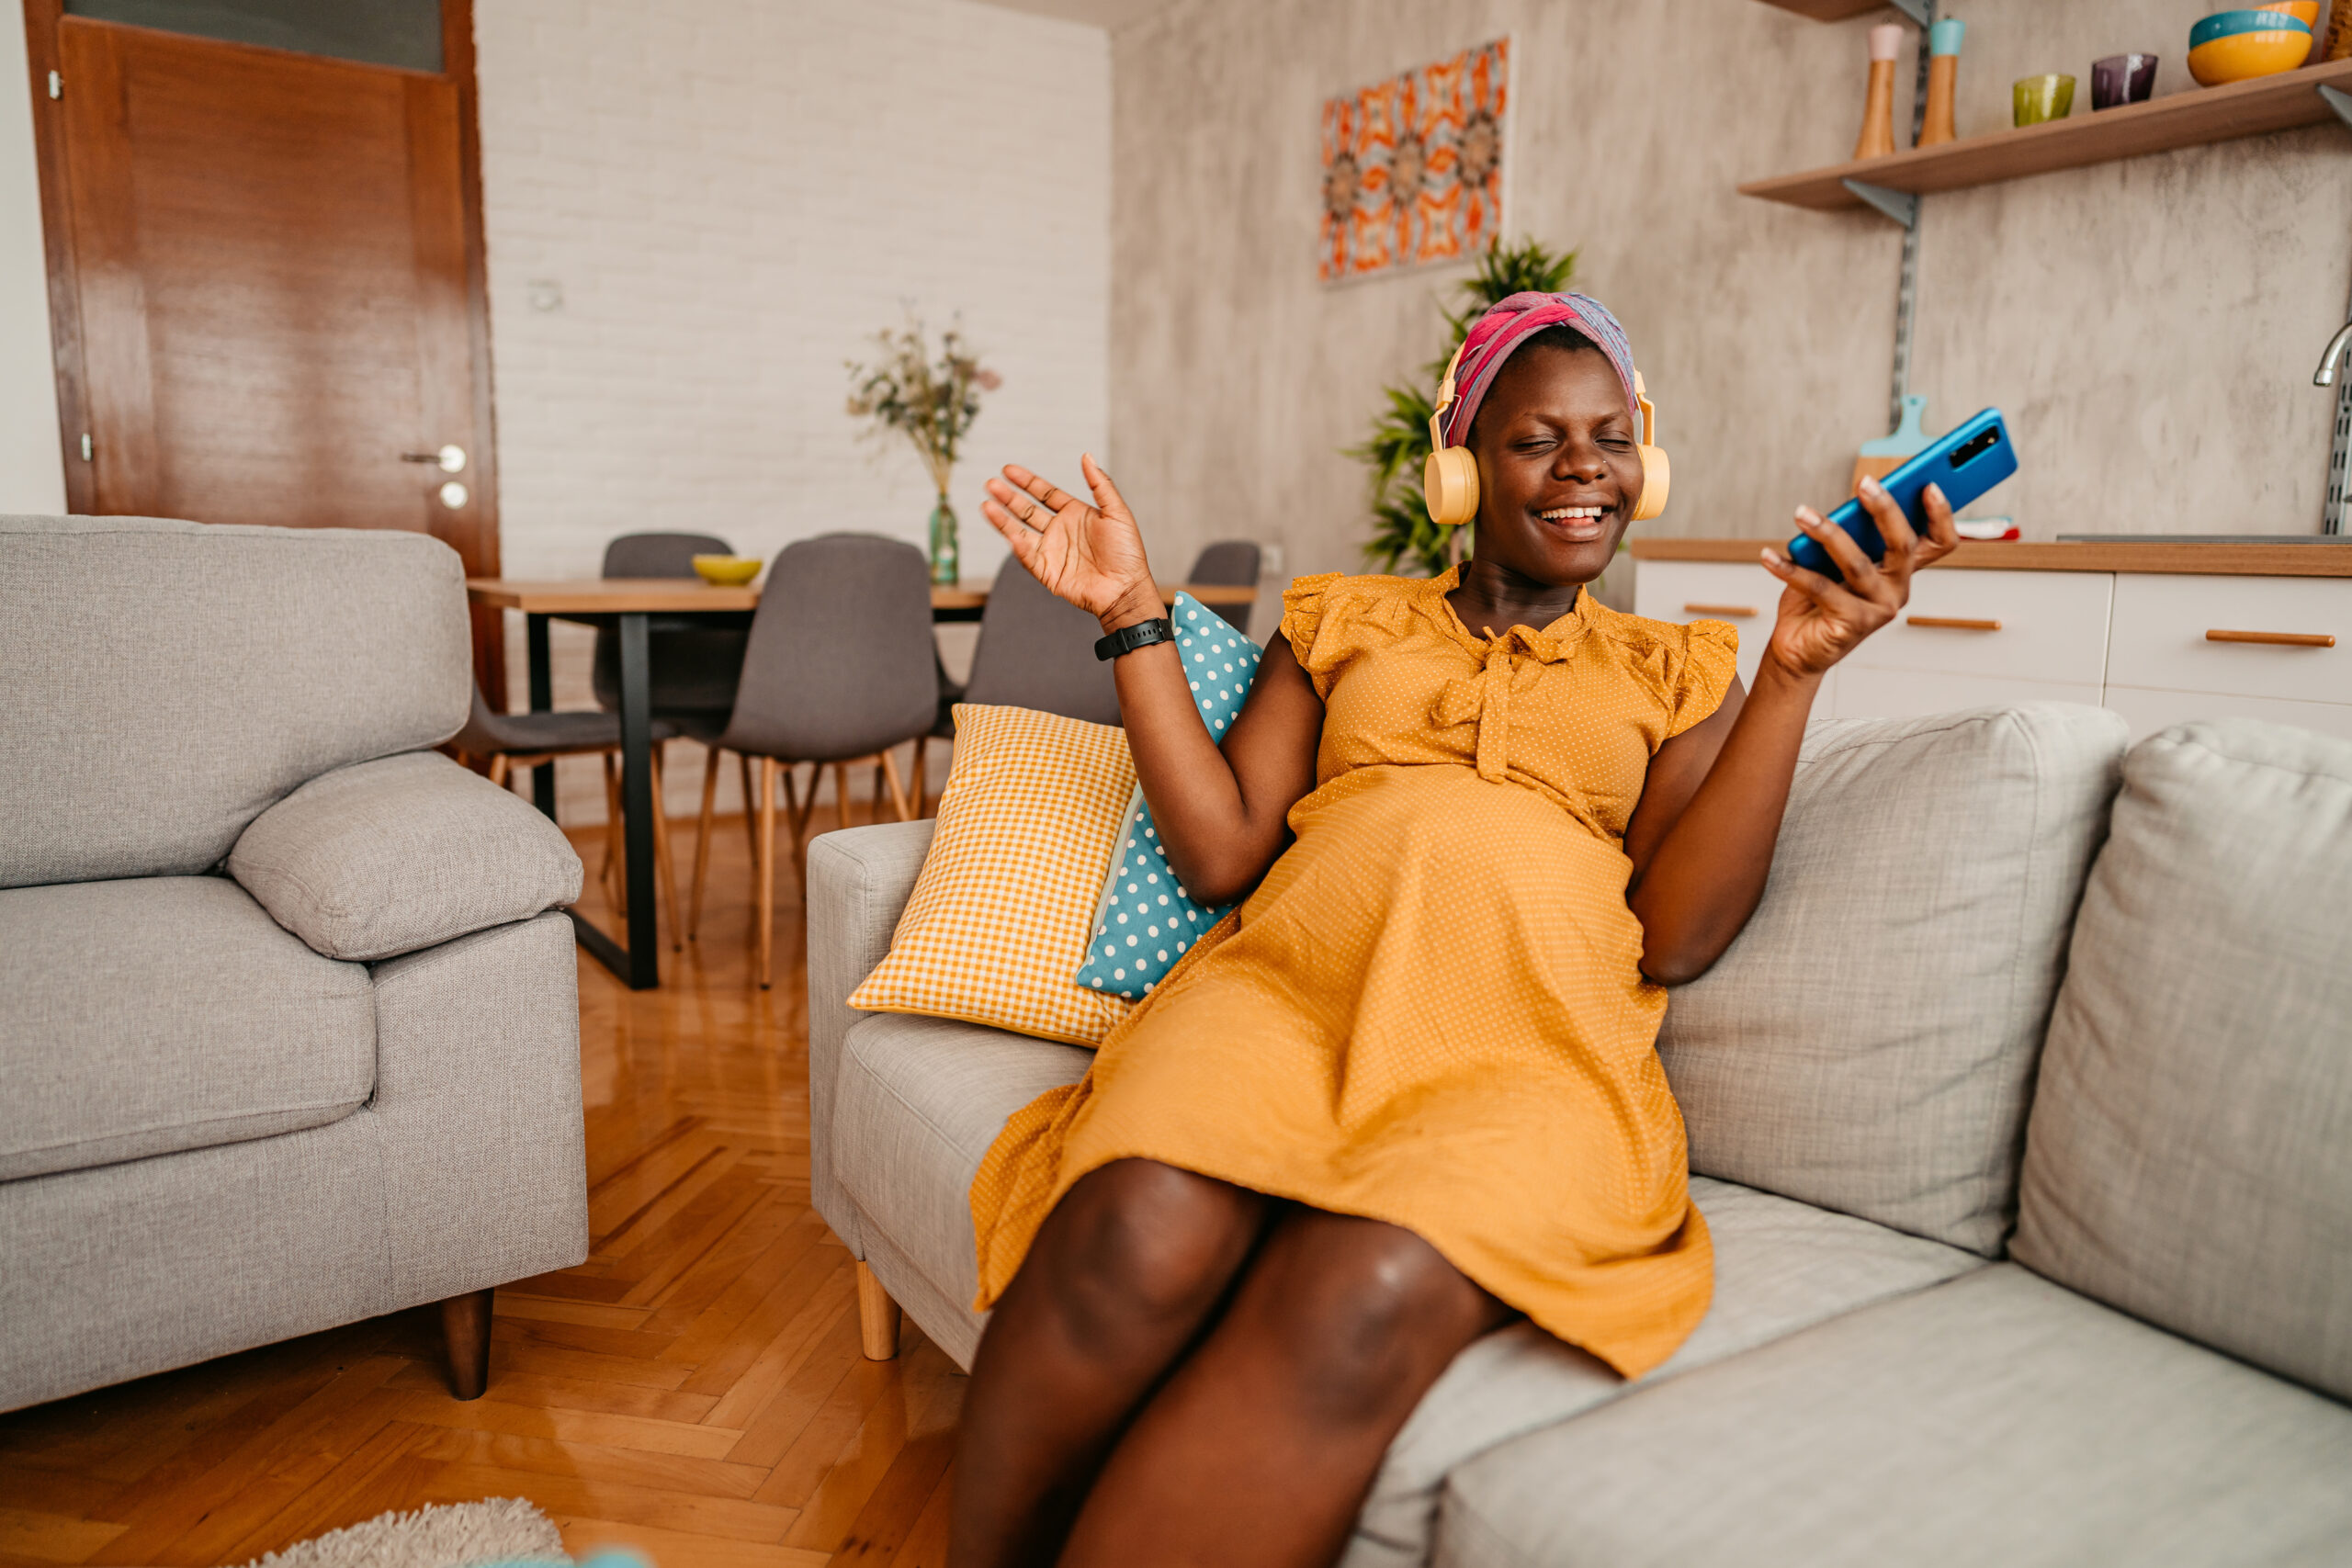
[951,293,1956,1568]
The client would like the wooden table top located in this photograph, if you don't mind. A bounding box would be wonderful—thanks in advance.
[1628,538,2352,579]
[466,578,1262,613]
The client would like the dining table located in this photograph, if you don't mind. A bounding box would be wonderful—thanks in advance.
[464,576,1261,989]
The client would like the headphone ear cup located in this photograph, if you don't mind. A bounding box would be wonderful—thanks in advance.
[1423,446,1480,528]
[1631,445,1671,523]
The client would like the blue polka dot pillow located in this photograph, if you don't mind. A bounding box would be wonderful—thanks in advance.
[1074,593,1262,1000]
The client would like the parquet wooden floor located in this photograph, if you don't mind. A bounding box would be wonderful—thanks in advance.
[0,797,963,1568]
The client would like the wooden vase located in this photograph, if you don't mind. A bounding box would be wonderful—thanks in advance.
[1919,54,1959,147]
[1853,24,1905,161]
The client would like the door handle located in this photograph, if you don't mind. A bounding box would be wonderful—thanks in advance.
[401,444,468,473]
[1907,615,2003,631]
[2206,629,2335,649]
[1684,603,1758,618]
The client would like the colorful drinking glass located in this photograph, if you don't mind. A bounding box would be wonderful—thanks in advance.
[2014,73,2076,127]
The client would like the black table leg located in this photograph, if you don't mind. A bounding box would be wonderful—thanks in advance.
[526,613,557,821]
[616,611,660,989]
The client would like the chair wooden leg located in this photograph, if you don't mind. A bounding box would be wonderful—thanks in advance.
[911,736,928,816]
[438,1287,495,1400]
[739,752,758,866]
[855,1262,901,1360]
[879,747,915,822]
[787,764,819,868]
[689,745,721,942]
[835,761,854,834]
[650,747,683,952]
[757,757,778,989]
[488,753,509,790]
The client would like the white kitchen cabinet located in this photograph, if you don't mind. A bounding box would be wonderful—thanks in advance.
[1630,544,2352,741]
[2105,574,2350,707]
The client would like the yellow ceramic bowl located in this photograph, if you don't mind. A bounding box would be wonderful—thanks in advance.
[2188,9,2313,85]
[691,554,762,586]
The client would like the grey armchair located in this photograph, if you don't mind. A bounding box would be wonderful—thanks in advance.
[689,535,938,987]
[0,514,591,1413]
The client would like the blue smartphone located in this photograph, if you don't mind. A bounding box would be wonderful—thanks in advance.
[1788,409,2018,583]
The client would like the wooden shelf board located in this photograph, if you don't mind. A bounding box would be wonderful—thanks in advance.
[1755,0,1892,18]
[1742,58,2352,210]
[1630,538,2352,578]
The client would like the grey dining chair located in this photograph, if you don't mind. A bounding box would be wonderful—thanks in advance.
[689,534,939,987]
[450,686,685,948]
[1185,540,1261,635]
[916,555,1123,807]
[591,532,751,718]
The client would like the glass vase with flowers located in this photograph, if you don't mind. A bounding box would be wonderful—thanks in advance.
[846,318,1001,586]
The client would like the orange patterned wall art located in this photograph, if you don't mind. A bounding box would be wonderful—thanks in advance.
[1320,39,1510,284]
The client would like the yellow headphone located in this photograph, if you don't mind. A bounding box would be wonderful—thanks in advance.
[1422,340,1672,528]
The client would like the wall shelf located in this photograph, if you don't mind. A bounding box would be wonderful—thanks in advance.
[1757,0,1905,19]
[1743,59,2352,213]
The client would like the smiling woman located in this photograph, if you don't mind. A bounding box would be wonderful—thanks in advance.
[940,291,1959,1568]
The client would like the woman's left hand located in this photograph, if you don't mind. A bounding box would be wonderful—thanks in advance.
[1758,478,1961,681]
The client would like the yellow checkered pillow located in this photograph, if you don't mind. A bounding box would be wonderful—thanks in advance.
[848,703,1136,1046]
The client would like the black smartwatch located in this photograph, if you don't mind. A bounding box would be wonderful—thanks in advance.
[1094,617,1176,661]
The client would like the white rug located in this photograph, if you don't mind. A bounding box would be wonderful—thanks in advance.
[232,1498,570,1568]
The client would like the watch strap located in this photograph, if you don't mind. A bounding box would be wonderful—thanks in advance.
[1093,617,1176,661]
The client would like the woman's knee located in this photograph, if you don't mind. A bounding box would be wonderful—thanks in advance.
[1036,1159,1266,1348]
[1247,1215,1503,1427]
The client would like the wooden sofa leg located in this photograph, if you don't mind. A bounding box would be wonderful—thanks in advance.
[439,1287,495,1400]
[855,1262,901,1360]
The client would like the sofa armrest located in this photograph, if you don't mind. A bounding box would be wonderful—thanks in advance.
[229,751,582,962]
[807,819,936,1256]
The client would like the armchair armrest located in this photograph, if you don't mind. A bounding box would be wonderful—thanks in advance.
[807,818,936,1256]
[230,751,582,962]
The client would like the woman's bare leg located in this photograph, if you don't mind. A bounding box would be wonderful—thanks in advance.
[951,1158,1272,1568]
[1059,1210,1513,1568]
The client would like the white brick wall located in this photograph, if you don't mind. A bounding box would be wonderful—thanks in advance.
[474,0,1110,824]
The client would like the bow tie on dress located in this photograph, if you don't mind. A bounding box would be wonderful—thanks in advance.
[1433,626,1577,782]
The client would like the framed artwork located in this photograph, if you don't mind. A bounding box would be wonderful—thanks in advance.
[1319,38,1510,284]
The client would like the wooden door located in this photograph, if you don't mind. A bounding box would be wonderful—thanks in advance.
[22,0,503,690]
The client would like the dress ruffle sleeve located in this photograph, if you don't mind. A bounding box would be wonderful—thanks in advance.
[1278,573,1346,700]
[1667,619,1741,739]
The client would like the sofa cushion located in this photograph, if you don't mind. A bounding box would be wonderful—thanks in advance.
[2013,720,2352,1404]
[230,750,583,961]
[0,876,375,1180]
[1656,705,2127,1255]
[1435,1264,2352,1568]
[1342,1177,1982,1568]
[831,1010,1093,1337]
[0,515,469,889]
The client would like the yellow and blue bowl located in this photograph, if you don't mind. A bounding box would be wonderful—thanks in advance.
[691,554,763,586]
[2188,8,2312,85]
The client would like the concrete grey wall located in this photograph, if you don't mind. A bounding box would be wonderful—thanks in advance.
[1103,0,2352,581]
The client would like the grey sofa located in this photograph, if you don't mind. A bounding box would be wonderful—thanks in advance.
[808,704,2352,1566]
[0,515,591,1414]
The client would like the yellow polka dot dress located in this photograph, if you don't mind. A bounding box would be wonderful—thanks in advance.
[969,568,1739,1378]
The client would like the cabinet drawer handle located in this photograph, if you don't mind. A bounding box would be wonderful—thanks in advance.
[1685,602,1758,618]
[1907,615,2003,631]
[2206,629,2335,649]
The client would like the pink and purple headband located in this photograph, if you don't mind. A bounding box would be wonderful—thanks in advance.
[1436,292,1641,449]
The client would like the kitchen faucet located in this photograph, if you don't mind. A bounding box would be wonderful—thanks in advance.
[2317,319,2352,387]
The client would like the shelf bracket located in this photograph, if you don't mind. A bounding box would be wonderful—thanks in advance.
[1886,0,1931,25]
[1842,179,1919,230]
[2321,85,2352,132]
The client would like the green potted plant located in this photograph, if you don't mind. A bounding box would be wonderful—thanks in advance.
[846,318,1001,586]
[1351,237,1578,577]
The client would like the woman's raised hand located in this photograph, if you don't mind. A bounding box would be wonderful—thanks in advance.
[979,457,1160,629]
[1758,478,1961,682]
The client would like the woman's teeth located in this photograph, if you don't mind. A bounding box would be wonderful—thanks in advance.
[1539,506,1605,522]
